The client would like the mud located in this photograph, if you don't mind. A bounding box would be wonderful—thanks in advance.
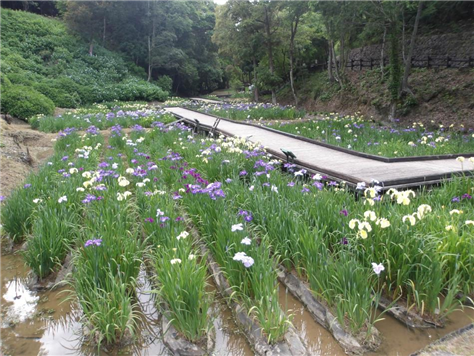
[0,117,56,196]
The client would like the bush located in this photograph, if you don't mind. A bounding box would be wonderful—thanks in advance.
[114,78,168,102]
[1,9,169,108]
[5,72,35,86]
[2,85,55,120]
[155,75,173,93]
[0,73,12,91]
[33,82,80,108]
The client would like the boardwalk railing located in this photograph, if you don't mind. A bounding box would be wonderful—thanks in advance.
[309,55,474,72]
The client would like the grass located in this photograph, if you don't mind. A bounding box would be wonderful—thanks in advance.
[29,102,176,133]
[194,102,305,121]
[271,114,474,157]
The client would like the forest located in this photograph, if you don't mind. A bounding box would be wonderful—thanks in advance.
[1,1,473,119]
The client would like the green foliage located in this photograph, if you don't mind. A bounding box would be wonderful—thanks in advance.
[1,85,55,120]
[0,72,12,94]
[155,75,173,93]
[24,200,80,278]
[0,8,168,116]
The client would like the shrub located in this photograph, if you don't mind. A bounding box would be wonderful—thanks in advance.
[155,75,173,93]
[0,73,12,96]
[33,82,79,108]
[5,72,35,86]
[1,85,55,120]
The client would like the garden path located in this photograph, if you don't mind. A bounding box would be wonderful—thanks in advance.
[165,107,473,188]
[189,97,222,104]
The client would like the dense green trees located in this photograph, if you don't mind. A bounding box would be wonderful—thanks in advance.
[214,0,472,111]
[60,1,222,95]
[0,9,168,119]
[1,0,472,106]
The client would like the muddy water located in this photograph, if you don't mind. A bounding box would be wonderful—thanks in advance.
[2,250,473,356]
[0,253,252,356]
[278,286,346,355]
[369,307,474,356]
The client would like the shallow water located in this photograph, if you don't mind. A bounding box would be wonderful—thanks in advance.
[0,253,252,356]
[1,251,473,356]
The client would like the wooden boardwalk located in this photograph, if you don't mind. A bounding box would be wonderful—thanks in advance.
[189,97,222,104]
[165,107,473,188]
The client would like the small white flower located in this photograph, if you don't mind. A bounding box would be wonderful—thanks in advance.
[232,223,244,232]
[156,209,164,217]
[271,185,278,193]
[112,163,118,169]
[356,182,366,190]
[403,214,416,226]
[118,176,130,187]
[177,231,189,240]
[58,196,67,203]
[33,198,42,204]
[372,262,385,275]
[170,258,182,265]
[364,210,377,222]
[126,168,134,174]
[241,237,252,245]
[249,185,255,191]
[312,174,322,181]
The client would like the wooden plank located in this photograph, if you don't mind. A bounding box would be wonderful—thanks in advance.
[165,107,473,188]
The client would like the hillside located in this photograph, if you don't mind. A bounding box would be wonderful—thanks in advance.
[0,9,168,120]
[278,67,474,127]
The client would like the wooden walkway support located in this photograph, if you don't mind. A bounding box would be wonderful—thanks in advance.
[165,107,473,189]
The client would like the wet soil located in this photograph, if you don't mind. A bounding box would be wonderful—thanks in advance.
[0,117,56,196]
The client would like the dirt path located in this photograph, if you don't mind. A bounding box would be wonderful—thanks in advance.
[0,118,56,197]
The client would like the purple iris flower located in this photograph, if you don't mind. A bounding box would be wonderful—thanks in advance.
[84,239,102,247]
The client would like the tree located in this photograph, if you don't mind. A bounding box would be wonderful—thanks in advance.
[401,1,423,94]
[213,0,265,101]
[284,2,308,106]
[315,1,362,89]
[63,1,113,56]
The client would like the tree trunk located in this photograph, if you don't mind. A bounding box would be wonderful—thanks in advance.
[289,16,299,106]
[147,65,152,82]
[402,2,423,93]
[102,16,106,46]
[147,35,152,82]
[253,57,259,102]
[328,42,334,81]
[264,6,277,104]
[331,41,342,89]
[388,23,402,122]
[89,41,94,56]
[380,26,387,80]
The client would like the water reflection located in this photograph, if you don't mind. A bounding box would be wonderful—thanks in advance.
[3,275,39,323]
[2,251,473,356]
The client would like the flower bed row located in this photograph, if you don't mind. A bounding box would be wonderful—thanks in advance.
[272,114,474,158]
[193,102,305,121]
[142,126,473,334]
[29,102,176,133]
[3,115,473,353]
